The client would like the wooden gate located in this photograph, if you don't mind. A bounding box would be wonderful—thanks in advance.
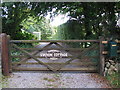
[1,33,112,76]
[10,41,100,72]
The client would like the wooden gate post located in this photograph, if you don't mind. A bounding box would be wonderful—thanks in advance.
[7,35,12,73]
[1,33,10,76]
[99,36,105,76]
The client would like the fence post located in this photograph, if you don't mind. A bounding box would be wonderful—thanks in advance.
[99,36,105,76]
[1,33,10,76]
[7,35,12,73]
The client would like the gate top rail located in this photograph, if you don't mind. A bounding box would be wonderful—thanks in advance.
[10,40,99,43]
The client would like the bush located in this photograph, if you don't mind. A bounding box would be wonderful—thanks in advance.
[13,31,37,40]
[106,72,120,88]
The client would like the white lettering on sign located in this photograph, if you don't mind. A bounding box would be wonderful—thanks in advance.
[40,53,53,57]
[40,50,68,60]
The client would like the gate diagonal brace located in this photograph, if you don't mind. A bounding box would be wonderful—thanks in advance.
[54,42,74,56]
[57,43,98,71]
[11,44,57,72]
[13,42,53,67]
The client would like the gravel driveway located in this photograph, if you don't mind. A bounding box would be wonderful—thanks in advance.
[6,72,111,88]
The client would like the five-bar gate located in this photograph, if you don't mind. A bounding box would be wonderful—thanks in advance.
[2,33,119,76]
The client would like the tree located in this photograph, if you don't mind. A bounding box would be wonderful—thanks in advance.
[2,2,54,39]
[2,2,120,40]
[21,16,53,40]
[54,2,120,40]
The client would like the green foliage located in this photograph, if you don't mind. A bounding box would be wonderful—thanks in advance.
[0,73,9,88]
[14,31,37,40]
[56,20,85,40]
[21,16,53,40]
[2,2,53,40]
[2,2,120,40]
[52,2,120,41]
[106,72,120,88]
[2,2,32,39]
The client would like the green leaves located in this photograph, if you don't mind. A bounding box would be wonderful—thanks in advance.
[2,2,120,40]
[5,19,14,24]
[21,16,53,40]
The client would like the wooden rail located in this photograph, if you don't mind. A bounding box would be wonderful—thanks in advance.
[10,40,99,43]
[12,62,97,66]
[102,50,120,54]
[102,41,108,44]
[10,40,120,43]
[18,48,98,51]
[115,40,120,43]
[102,40,120,44]
[12,67,98,72]
[11,55,98,59]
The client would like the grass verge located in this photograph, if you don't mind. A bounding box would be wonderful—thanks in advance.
[106,72,120,88]
[0,71,9,88]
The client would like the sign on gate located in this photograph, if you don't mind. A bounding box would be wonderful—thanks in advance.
[40,50,68,60]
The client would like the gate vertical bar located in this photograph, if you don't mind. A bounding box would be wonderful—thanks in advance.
[7,35,12,73]
[99,36,105,76]
[1,33,10,76]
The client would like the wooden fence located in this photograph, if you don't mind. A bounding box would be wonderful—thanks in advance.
[0,33,120,76]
